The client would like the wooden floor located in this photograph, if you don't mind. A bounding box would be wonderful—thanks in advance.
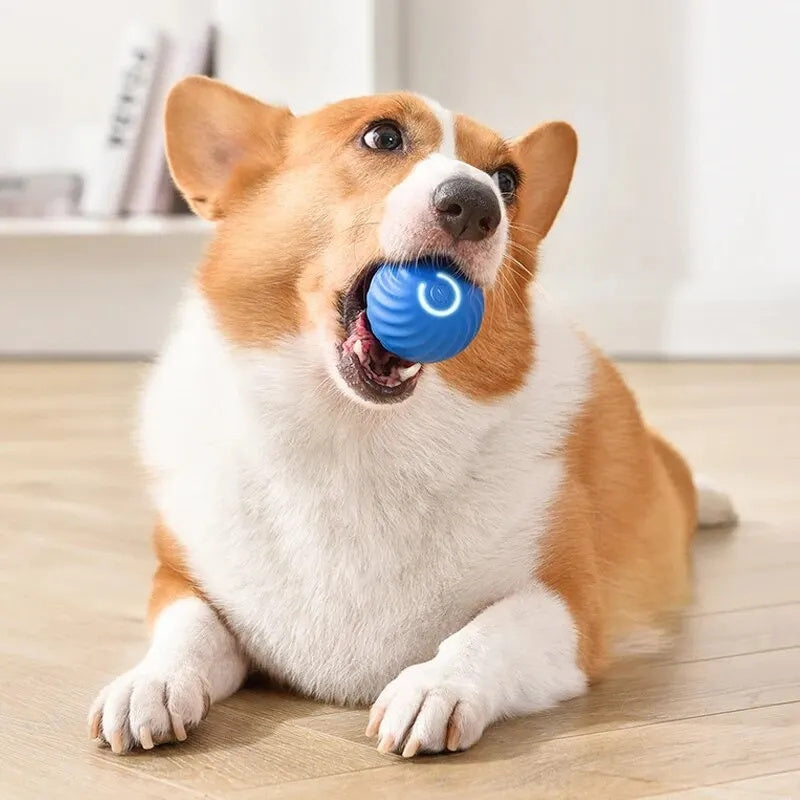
[1,362,799,799]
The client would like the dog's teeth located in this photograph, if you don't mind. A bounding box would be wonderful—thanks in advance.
[398,363,422,381]
[353,339,366,364]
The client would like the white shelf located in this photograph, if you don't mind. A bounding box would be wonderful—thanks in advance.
[0,215,212,237]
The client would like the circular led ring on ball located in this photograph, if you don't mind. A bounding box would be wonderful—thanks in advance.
[417,272,462,318]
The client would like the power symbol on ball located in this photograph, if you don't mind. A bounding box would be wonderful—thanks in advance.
[418,272,462,318]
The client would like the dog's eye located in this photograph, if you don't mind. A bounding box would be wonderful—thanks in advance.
[362,122,404,151]
[491,167,518,201]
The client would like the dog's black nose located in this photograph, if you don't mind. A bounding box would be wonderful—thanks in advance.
[432,177,501,242]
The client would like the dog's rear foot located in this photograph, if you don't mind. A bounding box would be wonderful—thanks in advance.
[695,476,737,527]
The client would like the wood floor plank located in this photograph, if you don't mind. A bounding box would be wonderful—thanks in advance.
[86,704,390,794]
[0,655,388,795]
[644,770,800,798]
[0,760,207,800]
[246,704,800,800]
[618,362,800,527]
[690,562,800,615]
[292,647,800,751]
[659,603,800,664]
[0,659,210,800]
[692,523,800,577]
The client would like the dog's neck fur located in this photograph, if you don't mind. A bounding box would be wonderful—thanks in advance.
[171,288,517,487]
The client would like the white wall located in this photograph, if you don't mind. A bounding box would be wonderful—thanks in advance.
[215,0,401,113]
[674,0,800,356]
[0,0,213,175]
[405,0,800,356]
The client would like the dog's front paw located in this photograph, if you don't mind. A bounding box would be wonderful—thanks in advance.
[366,660,490,757]
[88,664,210,754]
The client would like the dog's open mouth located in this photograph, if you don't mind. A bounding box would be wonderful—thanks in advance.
[336,268,423,404]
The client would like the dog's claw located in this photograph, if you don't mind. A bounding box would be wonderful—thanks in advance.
[139,726,154,750]
[170,712,187,742]
[110,730,124,754]
[365,706,385,738]
[402,736,421,758]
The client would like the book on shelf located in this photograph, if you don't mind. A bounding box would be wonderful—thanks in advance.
[80,24,166,218]
[0,173,83,217]
[81,23,215,219]
[125,25,215,216]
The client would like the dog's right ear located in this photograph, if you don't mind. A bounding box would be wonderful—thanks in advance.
[165,76,293,220]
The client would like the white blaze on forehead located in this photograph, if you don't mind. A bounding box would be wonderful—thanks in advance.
[378,95,508,287]
[378,152,508,287]
[417,94,456,158]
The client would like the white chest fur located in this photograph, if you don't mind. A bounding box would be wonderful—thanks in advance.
[139,289,591,704]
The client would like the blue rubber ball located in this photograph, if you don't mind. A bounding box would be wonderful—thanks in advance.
[366,259,485,363]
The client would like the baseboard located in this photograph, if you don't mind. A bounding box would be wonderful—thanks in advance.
[546,279,800,359]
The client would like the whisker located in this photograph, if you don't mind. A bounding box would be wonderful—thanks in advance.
[497,271,519,312]
[486,271,503,333]
[508,240,540,261]
[497,266,526,310]
[413,232,437,267]
[508,221,546,239]
[505,253,536,280]
[341,220,381,235]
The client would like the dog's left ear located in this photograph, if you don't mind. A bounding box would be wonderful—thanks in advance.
[511,122,577,240]
[165,76,293,220]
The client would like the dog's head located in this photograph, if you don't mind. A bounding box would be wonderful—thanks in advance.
[165,77,576,407]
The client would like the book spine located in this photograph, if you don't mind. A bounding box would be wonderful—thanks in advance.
[81,25,165,218]
[0,173,82,217]
[125,25,214,215]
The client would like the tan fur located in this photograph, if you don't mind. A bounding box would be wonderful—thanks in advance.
[538,350,698,678]
[512,121,578,242]
[453,114,513,170]
[435,284,534,399]
[148,522,201,627]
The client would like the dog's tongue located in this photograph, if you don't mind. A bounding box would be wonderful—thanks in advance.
[342,312,376,354]
[342,312,420,386]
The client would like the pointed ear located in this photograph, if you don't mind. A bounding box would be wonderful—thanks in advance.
[511,122,577,239]
[164,76,293,220]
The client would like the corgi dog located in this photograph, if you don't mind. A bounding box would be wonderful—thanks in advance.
[89,77,736,757]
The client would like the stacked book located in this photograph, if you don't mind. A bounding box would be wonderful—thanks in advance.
[80,23,215,218]
[0,173,83,217]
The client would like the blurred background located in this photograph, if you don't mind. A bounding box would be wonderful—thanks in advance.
[0,0,797,359]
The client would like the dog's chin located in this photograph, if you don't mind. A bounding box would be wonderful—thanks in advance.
[332,343,422,408]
